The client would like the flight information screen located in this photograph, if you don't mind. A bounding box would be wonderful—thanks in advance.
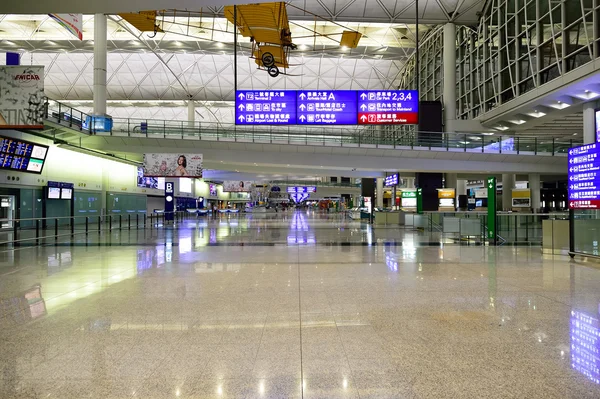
[0,136,49,174]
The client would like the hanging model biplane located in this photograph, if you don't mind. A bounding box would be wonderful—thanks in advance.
[116,2,364,78]
[223,2,296,78]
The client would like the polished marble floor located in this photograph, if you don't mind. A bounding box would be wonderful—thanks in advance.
[1,211,600,398]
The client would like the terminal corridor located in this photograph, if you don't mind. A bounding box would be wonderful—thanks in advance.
[1,212,599,398]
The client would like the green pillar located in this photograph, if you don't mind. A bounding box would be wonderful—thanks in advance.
[416,188,423,214]
[487,177,497,245]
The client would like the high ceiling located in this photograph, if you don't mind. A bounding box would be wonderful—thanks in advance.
[2,1,486,24]
[0,1,486,124]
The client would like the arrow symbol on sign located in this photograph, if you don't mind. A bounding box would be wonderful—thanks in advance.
[360,115,367,122]
[299,104,306,111]
[570,176,574,181]
[360,93,367,100]
[238,93,245,100]
[238,116,245,122]
[569,159,574,164]
[238,104,245,111]
[360,104,367,111]
[569,150,573,155]
[299,93,307,100]
[570,202,574,207]
[299,115,306,122]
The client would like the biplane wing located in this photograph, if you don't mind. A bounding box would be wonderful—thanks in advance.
[224,2,292,46]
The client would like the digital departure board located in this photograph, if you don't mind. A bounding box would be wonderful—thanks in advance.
[0,136,49,174]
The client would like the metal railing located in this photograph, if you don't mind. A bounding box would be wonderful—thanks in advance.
[0,211,190,247]
[43,100,580,155]
[422,211,569,245]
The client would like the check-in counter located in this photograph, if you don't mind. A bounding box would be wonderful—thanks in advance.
[542,219,569,254]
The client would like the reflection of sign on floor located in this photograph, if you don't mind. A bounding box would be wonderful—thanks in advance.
[571,310,600,384]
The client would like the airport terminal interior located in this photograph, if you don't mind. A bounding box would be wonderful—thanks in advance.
[1,0,600,398]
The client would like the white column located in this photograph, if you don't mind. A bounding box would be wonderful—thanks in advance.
[445,173,457,190]
[583,101,596,144]
[376,178,384,208]
[443,23,457,131]
[456,179,466,198]
[188,100,195,127]
[529,173,541,212]
[502,174,515,211]
[93,14,107,116]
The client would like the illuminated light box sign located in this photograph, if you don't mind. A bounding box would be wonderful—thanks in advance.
[568,143,600,209]
[384,174,399,187]
[297,90,357,125]
[358,90,419,125]
[287,186,317,194]
[236,90,296,125]
[235,90,418,125]
[571,310,600,384]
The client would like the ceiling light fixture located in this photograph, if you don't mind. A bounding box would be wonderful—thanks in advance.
[216,42,224,48]
[527,110,546,118]
[548,101,570,110]
[495,126,509,131]
[509,119,526,125]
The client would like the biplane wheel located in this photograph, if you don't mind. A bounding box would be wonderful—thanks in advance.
[262,52,275,67]
[267,66,280,78]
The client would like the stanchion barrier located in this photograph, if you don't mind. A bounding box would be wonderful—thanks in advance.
[13,221,19,247]
[109,215,112,231]
[55,219,58,241]
[98,216,101,233]
[119,215,122,230]
[128,214,131,230]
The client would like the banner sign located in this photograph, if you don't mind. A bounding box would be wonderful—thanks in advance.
[0,66,45,129]
[235,90,418,125]
[568,143,600,209]
[143,153,203,178]
[223,181,253,192]
[48,14,83,40]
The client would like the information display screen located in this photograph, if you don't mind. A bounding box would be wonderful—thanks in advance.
[0,136,48,174]
[61,188,73,200]
[48,187,60,199]
[568,143,600,209]
[287,186,317,194]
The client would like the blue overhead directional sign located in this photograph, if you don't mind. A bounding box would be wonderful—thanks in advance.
[568,143,600,208]
[296,90,357,125]
[357,90,419,125]
[236,90,296,125]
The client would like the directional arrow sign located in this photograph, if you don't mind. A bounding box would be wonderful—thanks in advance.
[238,93,245,100]
[568,143,600,208]
[238,104,245,111]
[299,93,306,100]
[299,115,306,122]
[360,93,367,100]
[238,115,245,122]
[360,115,367,122]
[299,104,306,111]
[360,104,367,111]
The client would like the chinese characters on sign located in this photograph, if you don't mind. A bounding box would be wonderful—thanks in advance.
[287,186,317,194]
[297,91,357,125]
[568,143,600,209]
[236,91,296,125]
[384,174,399,187]
[235,90,419,125]
[358,90,419,125]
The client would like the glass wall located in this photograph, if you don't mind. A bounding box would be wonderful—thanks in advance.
[399,0,599,121]
[106,192,147,216]
[573,210,600,256]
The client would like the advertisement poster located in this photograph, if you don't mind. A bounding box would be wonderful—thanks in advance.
[223,181,253,192]
[48,14,83,40]
[0,66,46,129]
[143,153,203,178]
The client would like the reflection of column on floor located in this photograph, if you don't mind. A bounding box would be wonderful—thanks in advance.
[529,174,541,212]
[502,174,515,211]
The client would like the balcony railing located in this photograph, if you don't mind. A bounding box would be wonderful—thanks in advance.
[44,100,580,155]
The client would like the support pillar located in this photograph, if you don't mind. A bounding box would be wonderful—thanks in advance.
[188,100,195,128]
[502,174,515,211]
[529,173,541,212]
[93,14,107,117]
[443,23,457,131]
[376,178,384,208]
[583,101,596,144]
